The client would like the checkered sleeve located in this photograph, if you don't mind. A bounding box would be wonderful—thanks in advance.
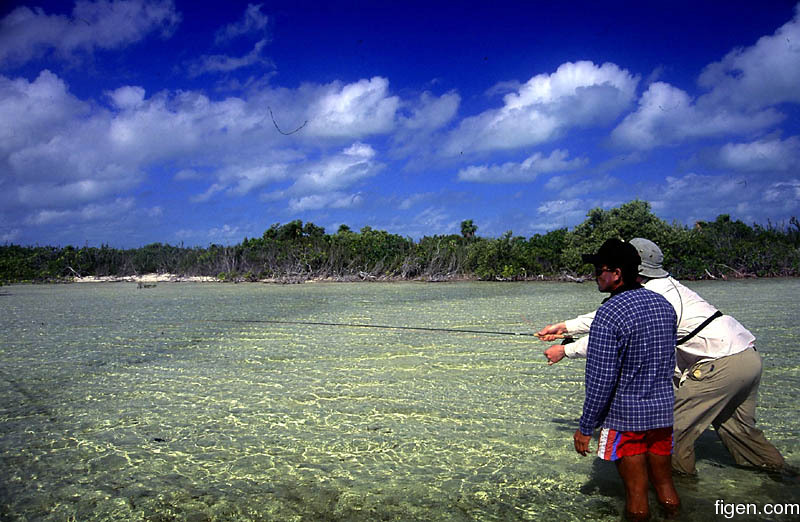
[579,321,621,435]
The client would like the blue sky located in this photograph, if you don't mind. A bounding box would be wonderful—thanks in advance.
[1,1,799,247]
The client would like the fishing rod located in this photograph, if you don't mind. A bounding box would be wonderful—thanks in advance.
[210,318,567,338]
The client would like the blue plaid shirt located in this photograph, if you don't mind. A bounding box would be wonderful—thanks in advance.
[579,287,676,435]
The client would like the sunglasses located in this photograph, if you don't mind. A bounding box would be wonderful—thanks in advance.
[594,266,616,276]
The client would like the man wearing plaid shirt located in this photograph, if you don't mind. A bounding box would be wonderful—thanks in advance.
[573,239,680,521]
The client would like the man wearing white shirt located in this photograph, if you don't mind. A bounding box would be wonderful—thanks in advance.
[537,238,785,475]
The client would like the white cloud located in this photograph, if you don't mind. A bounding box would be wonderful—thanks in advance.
[661,173,742,200]
[290,142,381,194]
[2,67,403,225]
[208,224,242,242]
[398,192,434,210]
[108,85,146,109]
[0,70,90,158]
[613,7,800,151]
[1,228,21,242]
[763,179,800,202]
[261,143,382,211]
[716,136,800,171]
[190,183,226,203]
[458,149,587,183]
[0,0,181,65]
[390,90,460,164]
[0,71,147,210]
[611,82,782,149]
[645,172,800,226]
[188,39,272,77]
[26,197,135,225]
[415,207,452,231]
[305,77,400,137]
[400,91,460,131]
[531,198,595,232]
[288,192,363,212]
[189,159,295,204]
[544,174,617,198]
[176,223,243,244]
[174,168,201,180]
[214,3,269,43]
[443,61,639,155]
[647,173,754,224]
[223,163,289,196]
[15,175,142,208]
[698,4,800,110]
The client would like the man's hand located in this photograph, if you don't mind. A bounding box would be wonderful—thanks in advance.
[574,430,591,456]
[544,345,566,365]
[536,322,567,341]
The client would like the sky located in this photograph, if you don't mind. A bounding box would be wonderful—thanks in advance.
[1,1,800,248]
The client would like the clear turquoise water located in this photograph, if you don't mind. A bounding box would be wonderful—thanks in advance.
[0,280,798,521]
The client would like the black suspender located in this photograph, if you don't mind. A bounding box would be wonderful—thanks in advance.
[677,310,723,346]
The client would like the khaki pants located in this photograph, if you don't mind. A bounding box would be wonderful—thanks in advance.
[672,347,784,474]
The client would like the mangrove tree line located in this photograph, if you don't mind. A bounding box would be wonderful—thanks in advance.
[2,201,799,283]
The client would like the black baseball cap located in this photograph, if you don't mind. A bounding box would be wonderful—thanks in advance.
[582,238,641,271]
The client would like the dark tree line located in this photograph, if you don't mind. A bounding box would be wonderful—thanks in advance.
[2,201,799,284]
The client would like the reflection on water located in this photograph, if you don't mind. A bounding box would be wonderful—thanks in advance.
[1,280,798,521]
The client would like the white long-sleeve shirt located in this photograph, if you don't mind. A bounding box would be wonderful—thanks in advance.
[562,277,755,376]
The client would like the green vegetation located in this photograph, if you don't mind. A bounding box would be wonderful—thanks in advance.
[2,201,799,283]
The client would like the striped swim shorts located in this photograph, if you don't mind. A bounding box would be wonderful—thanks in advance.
[597,426,673,461]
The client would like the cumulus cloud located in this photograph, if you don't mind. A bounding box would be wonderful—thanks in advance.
[611,82,782,149]
[390,90,460,164]
[0,0,181,66]
[2,64,405,229]
[443,61,639,155]
[264,143,382,211]
[612,7,800,151]
[647,173,757,224]
[458,149,588,183]
[292,143,380,193]
[0,70,90,158]
[716,136,800,172]
[400,91,460,131]
[0,71,147,210]
[698,4,800,110]
[305,77,400,138]
[224,164,289,196]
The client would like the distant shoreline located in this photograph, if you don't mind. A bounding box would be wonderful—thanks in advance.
[56,272,781,284]
[62,272,566,284]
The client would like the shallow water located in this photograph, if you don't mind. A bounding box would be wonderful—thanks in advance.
[0,280,798,521]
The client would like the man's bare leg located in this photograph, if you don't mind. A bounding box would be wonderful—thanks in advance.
[647,452,680,517]
[616,454,650,521]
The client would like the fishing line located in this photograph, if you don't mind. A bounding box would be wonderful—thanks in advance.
[209,318,549,337]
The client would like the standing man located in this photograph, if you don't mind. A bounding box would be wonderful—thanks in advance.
[540,238,785,475]
[574,239,679,521]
